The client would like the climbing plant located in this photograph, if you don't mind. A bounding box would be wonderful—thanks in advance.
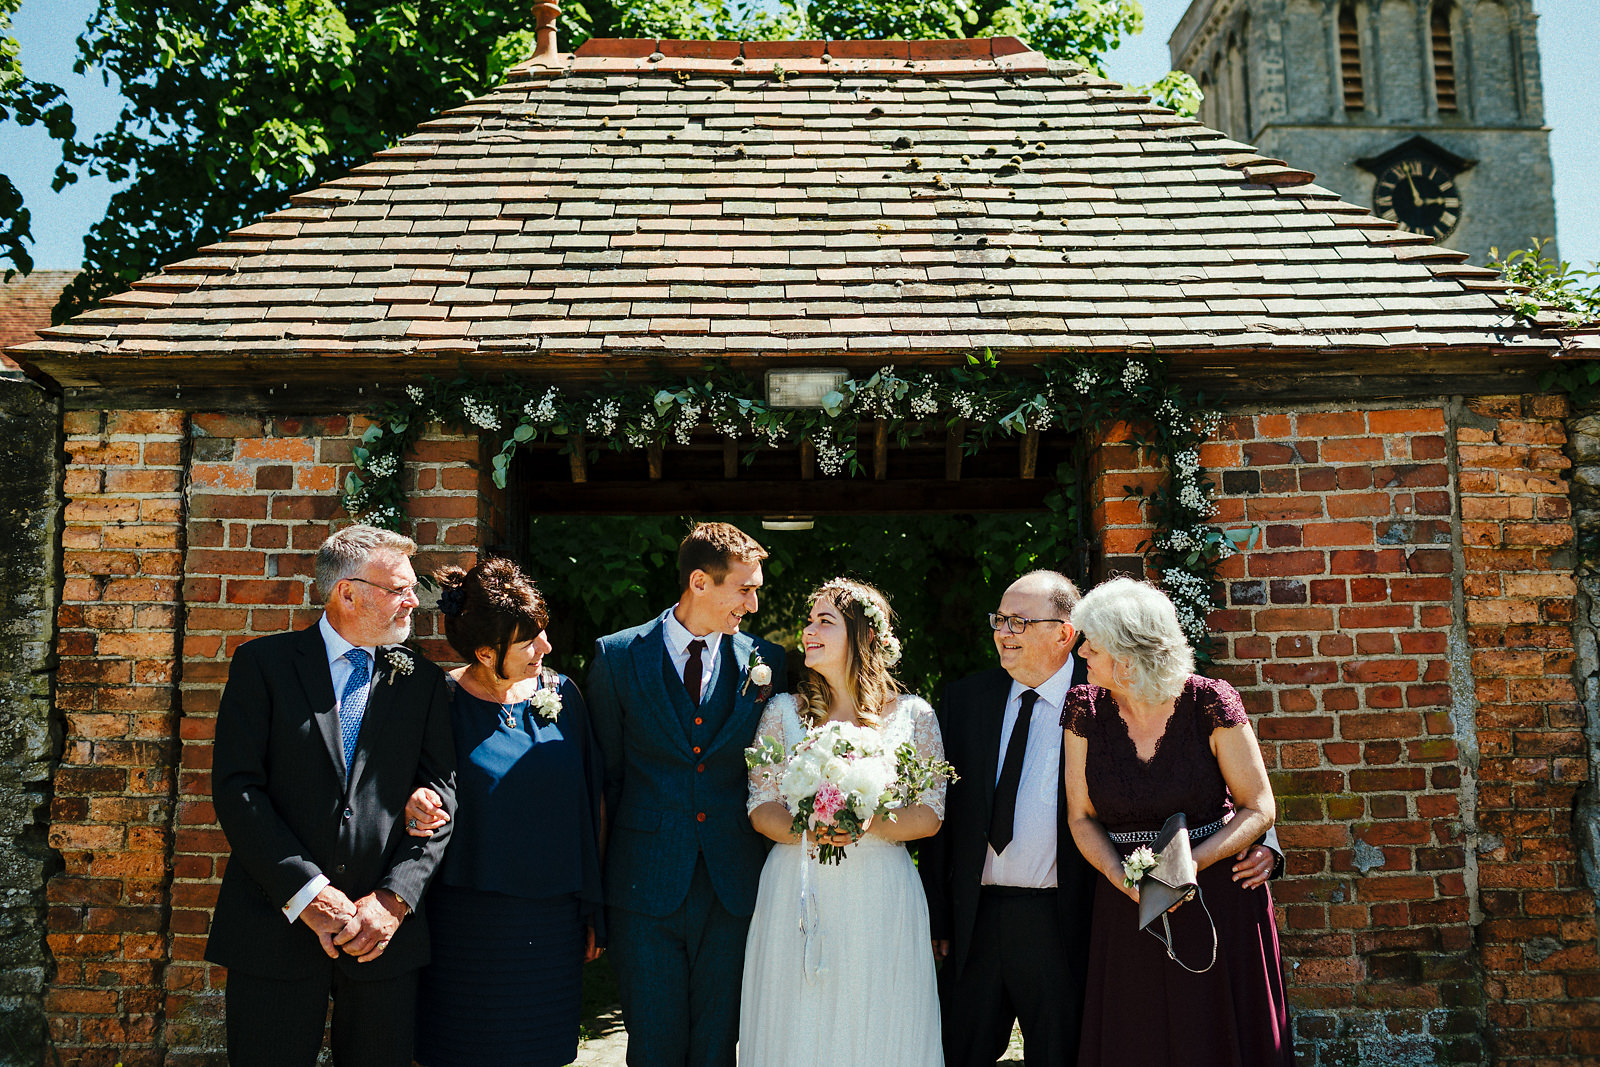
[346,353,1249,659]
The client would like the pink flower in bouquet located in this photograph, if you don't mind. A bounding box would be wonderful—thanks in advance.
[812,782,846,824]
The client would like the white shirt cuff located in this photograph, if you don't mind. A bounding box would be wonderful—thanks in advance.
[283,874,330,923]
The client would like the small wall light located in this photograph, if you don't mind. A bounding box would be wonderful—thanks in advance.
[765,368,848,409]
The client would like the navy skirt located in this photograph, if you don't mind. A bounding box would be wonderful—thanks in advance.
[414,884,584,1067]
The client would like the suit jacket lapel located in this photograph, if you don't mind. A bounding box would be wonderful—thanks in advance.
[706,631,756,755]
[295,623,346,787]
[348,646,401,791]
[630,617,693,755]
[978,669,1012,814]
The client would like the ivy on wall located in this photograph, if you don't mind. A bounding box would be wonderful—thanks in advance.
[344,354,1248,648]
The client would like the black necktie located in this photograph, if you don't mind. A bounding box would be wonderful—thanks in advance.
[989,689,1039,855]
[685,639,706,704]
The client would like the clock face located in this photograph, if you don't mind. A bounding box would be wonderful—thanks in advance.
[1373,157,1462,240]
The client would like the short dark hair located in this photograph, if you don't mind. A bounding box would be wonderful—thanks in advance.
[1018,569,1082,619]
[677,522,768,592]
[434,557,549,675]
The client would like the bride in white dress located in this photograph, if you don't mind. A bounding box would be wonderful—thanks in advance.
[739,578,947,1067]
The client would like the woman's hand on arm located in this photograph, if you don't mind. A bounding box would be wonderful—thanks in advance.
[750,800,802,845]
[1063,730,1138,904]
[1192,721,1276,872]
[404,787,449,838]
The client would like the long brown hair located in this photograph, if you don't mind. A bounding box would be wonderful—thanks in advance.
[795,578,899,729]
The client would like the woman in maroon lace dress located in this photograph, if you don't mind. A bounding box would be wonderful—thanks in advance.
[1061,578,1292,1067]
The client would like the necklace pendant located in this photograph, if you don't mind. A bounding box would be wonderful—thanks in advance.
[501,705,518,729]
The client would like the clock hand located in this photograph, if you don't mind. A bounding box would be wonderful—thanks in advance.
[1405,172,1422,204]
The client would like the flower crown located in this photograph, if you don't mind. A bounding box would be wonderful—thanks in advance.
[825,580,902,667]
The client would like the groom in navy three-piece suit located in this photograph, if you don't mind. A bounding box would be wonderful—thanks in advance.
[587,522,786,1067]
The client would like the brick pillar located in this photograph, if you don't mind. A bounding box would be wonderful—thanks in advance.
[1457,395,1600,1065]
[164,416,481,1064]
[47,409,187,1067]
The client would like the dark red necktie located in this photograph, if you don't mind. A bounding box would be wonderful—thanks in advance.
[685,639,706,704]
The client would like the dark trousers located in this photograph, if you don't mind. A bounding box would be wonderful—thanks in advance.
[224,963,419,1067]
[607,856,750,1067]
[941,887,1080,1067]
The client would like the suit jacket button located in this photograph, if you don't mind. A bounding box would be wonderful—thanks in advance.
[342,808,353,820]
[697,763,705,773]
[694,717,703,726]
[692,746,702,755]
[335,864,346,874]
[696,812,706,822]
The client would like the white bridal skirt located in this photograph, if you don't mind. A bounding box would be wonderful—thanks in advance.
[738,837,944,1067]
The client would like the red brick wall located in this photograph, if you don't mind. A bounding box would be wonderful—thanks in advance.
[1092,399,1596,1066]
[45,412,484,1067]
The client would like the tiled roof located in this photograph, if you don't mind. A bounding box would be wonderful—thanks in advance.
[11,38,1577,388]
[0,270,75,374]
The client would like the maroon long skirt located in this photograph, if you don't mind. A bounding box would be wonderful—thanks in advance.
[1077,860,1294,1067]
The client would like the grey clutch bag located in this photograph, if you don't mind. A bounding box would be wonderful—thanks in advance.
[1137,813,1217,973]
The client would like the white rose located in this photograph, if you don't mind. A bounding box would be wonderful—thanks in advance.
[750,663,772,686]
[821,756,851,784]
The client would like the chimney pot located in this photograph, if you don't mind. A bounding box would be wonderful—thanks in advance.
[532,1,560,65]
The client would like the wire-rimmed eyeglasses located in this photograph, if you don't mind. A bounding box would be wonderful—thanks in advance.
[348,576,420,600]
[987,613,1066,635]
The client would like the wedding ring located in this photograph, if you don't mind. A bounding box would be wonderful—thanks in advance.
[407,819,417,829]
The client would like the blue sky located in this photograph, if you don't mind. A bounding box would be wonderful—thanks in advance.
[2,0,1595,270]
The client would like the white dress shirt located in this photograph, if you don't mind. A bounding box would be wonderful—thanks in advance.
[661,606,723,705]
[981,655,1079,889]
[281,616,377,923]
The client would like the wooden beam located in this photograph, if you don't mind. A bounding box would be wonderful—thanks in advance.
[800,438,816,480]
[723,439,739,479]
[647,443,664,480]
[518,477,1056,515]
[873,421,889,480]
[568,434,587,483]
[945,420,966,481]
[1019,429,1039,479]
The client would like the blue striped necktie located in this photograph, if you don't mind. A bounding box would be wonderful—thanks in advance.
[339,648,371,774]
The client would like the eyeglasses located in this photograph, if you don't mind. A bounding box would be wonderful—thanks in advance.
[988,613,1066,635]
[348,576,420,600]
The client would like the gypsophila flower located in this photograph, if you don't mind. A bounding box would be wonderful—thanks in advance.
[1157,399,1182,424]
[1121,362,1147,389]
[363,452,398,478]
[384,649,414,685]
[1072,368,1097,394]
[366,505,400,528]
[1178,482,1215,516]
[406,385,426,404]
[586,398,620,438]
[674,401,701,445]
[814,434,848,476]
[524,387,560,424]
[1174,449,1200,475]
[909,389,938,419]
[461,395,501,431]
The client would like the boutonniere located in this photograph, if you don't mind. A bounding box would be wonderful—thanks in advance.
[740,649,774,699]
[383,648,414,686]
[1121,845,1158,889]
[528,682,563,723]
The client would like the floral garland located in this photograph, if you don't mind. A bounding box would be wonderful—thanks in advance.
[342,355,1246,648]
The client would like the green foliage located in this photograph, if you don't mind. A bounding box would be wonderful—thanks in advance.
[0,0,76,278]
[1491,238,1600,326]
[528,513,1076,699]
[351,354,1235,657]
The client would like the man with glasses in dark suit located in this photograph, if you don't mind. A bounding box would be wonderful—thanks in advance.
[921,570,1280,1067]
[206,524,456,1067]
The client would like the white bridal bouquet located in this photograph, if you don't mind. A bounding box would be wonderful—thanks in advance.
[746,719,956,865]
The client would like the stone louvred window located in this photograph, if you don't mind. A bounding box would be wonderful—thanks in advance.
[1432,2,1458,112]
[1339,3,1365,111]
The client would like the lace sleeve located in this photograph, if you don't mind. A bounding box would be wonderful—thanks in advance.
[1059,684,1098,737]
[1195,676,1249,732]
[902,695,948,821]
[746,696,793,816]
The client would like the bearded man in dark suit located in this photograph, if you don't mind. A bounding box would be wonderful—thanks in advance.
[206,524,456,1067]
[921,570,1280,1067]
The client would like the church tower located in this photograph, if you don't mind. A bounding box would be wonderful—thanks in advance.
[1170,0,1558,263]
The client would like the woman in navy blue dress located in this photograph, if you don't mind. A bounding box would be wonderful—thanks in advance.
[404,558,604,1067]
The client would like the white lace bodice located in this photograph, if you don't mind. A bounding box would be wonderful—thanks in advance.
[745,692,947,820]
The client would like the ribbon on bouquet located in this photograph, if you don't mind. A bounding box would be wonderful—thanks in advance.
[799,847,826,983]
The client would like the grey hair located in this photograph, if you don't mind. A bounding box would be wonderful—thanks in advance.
[1070,577,1194,704]
[315,524,418,600]
[1014,569,1082,621]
